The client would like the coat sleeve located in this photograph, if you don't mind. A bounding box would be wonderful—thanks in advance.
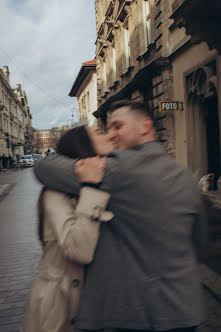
[34,152,120,195]
[44,188,111,265]
[34,153,81,194]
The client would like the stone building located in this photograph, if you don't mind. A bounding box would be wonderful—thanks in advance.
[0,66,32,169]
[14,84,33,155]
[69,59,98,127]
[94,0,221,187]
[33,130,52,156]
[33,126,71,155]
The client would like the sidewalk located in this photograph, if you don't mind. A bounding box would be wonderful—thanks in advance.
[0,168,42,331]
[0,169,22,202]
[0,184,14,202]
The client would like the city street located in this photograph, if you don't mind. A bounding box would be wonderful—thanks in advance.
[0,168,42,332]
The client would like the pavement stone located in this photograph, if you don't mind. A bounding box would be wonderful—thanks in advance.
[0,169,42,331]
[0,243,41,330]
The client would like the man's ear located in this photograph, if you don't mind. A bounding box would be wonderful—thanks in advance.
[140,117,153,135]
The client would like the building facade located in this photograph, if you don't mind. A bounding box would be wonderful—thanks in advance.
[94,0,221,187]
[33,126,71,155]
[0,66,32,169]
[14,84,33,155]
[69,59,97,127]
[33,130,52,155]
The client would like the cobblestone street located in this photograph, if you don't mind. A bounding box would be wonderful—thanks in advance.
[0,169,42,332]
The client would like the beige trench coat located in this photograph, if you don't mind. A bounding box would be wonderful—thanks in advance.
[20,187,113,332]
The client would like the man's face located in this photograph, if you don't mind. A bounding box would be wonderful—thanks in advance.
[108,106,144,149]
[86,127,113,155]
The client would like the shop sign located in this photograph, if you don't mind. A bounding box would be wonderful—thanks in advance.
[159,101,183,112]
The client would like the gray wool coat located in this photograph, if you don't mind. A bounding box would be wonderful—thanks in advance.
[34,141,207,331]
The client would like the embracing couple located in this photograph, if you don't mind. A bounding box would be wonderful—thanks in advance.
[21,99,206,332]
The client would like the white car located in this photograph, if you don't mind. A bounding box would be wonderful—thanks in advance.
[19,155,35,167]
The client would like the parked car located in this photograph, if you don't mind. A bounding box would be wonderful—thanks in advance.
[19,155,35,167]
[33,154,42,163]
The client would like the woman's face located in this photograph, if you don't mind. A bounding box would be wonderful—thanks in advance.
[86,127,114,155]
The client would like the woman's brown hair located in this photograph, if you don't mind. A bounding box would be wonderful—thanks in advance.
[38,125,96,246]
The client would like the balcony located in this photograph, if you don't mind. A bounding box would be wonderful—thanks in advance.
[170,0,221,54]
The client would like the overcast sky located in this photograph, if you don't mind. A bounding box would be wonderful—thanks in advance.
[0,0,96,129]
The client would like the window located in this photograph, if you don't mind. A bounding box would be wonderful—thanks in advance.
[1,91,4,105]
[111,45,117,83]
[86,92,90,114]
[143,0,151,47]
[124,23,131,70]
[9,99,12,113]
[81,100,84,120]
[4,116,8,132]
[5,94,8,109]
[78,101,82,119]
[103,60,107,93]
[14,105,17,117]
[82,95,87,119]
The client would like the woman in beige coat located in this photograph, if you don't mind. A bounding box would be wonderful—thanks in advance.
[21,126,113,332]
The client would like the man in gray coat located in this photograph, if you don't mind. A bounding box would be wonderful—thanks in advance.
[34,100,206,332]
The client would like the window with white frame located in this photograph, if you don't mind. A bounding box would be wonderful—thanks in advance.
[82,95,86,119]
[143,0,151,47]
[86,92,90,114]
[78,100,82,119]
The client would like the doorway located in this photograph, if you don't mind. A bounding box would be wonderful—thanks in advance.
[186,62,221,188]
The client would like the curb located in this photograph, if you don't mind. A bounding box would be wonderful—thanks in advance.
[0,184,15,202]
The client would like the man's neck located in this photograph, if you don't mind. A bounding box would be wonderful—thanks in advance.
[139,132,157,145]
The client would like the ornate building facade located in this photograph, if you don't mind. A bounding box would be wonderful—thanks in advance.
[94,0,221,187]
[13,84,33,155]
[33,126,71,155]
[0,66,33,169]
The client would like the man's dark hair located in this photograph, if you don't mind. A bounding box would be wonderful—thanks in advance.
[108,99,154,120]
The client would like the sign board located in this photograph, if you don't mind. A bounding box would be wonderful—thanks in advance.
[159,101,183,112]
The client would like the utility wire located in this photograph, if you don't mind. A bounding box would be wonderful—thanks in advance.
[0,47,70,106]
